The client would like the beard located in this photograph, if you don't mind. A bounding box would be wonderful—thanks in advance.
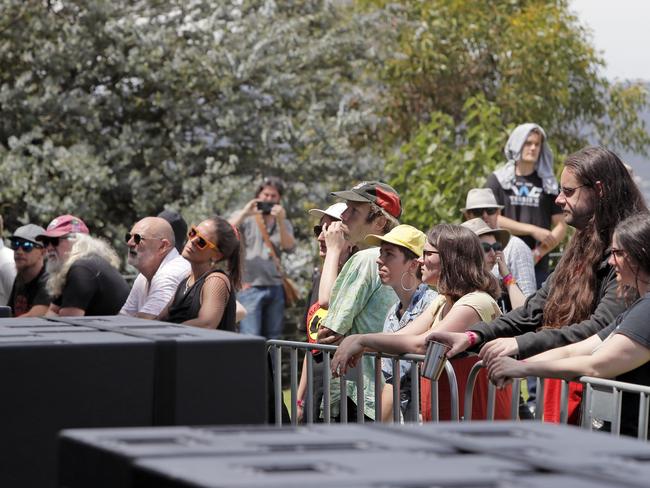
[45,255,63,274]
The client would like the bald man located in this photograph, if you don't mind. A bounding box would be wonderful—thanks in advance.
[120,217,191,319]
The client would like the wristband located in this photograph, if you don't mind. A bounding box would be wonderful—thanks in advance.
[465,331,478,347]
[297,399,305,408]
[502,273,517,287]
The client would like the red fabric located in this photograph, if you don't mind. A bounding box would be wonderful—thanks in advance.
[543,378,583,424]
[374,186,402,218]
[421,356,512,421]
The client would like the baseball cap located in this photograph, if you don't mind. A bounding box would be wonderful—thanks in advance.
[364,224,426,257]
[37,215,89,239]
[461,218,510,248]
[308,202,347,221]
[462,188,504,212]
[331,181,402,218]
[12,224,46,245]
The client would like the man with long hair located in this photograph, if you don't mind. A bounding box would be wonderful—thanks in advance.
[429,146,647,419]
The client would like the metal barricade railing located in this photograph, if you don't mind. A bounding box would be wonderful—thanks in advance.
[267,339,459,425]
[578,375,650,440]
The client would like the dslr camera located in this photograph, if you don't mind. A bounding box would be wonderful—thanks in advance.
[257,201,274,215]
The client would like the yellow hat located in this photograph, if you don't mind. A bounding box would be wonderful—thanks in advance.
[364,224,426,257]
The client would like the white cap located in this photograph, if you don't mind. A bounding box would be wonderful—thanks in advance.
[308,202,347,221]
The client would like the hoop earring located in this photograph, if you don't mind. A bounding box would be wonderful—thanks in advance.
[400,272,416,292]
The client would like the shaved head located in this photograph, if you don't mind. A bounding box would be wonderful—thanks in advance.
[127,217,177,280]
[136,217,175,246]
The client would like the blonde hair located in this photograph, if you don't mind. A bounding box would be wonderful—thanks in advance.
[47,234,121,297]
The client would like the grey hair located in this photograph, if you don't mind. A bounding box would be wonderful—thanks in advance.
[47,234,121,297]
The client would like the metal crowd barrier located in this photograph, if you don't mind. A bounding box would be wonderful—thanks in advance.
[267,340,459,425]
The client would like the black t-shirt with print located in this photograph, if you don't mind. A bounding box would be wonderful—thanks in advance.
[597,293,650,437]
[486,172,562,273]
[8,265,51,316]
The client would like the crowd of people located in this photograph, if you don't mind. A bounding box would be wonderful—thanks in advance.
[2,124,650,435]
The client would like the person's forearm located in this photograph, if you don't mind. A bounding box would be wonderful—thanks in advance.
[519,355,610,381]
[297,355,308,400]
[277,218,295,250]
[228,209,248,228]
[506,283,526,309]
[360,332,426,355]
[318,250,343,308]
[497,215,539,237]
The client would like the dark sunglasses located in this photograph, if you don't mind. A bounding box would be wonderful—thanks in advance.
[10,239,42,253]
[481,242,503,253]
[468,207,498,218]
[125,232,163,245]
[313,225,323,238]
[188,226,217,251]
[559,184,590,197]
[39,236,72,248]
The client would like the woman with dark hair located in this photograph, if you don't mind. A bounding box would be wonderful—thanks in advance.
[331,223,506,420]
[488,212,650,436]
[158,216,242,331]
[428,146,648,421]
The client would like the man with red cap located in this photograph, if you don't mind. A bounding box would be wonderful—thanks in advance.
[37,215,129,316]
[317,181,402,421]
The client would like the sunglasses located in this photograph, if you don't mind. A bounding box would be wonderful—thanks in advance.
[481,242,503,253]
[422,249,439,258]
[125,233,163,245]
[10,239,43,253]
[188,226,217,250]
[559,184,589,197]
[468,208,498,218]
[313,225,323,238]
[39,235,74,248]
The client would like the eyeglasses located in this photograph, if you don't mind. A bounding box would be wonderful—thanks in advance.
[125,233,163,245]
[188,226,217,250]
[422,249,439,258]
[313,225,323,238]
[9,239,43,253]
[481,242,503,253]
[467,208,498,218]
[611,248,627,260]
[39,235,74,248]
[559,184,589,197]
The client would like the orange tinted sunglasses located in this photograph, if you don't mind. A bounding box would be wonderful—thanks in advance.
[188,226,218,251]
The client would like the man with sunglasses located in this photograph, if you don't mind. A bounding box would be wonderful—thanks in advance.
[120,217,190,319]
[7,224,51,316]
[485,123,567,288]
[462,188,536,303]
[37,214,130,316]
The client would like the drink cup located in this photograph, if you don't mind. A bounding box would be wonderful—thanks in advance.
[421,340,451,381]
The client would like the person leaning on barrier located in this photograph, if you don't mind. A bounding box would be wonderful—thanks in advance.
[37,215,130,317]
[462,188,537,304]
[7,224,51,316]
[158,216,241,331]
[316,181,402,422]
[427,146,647,421]
[488,212,650,437]
[332,224,510,421]
[120,217,191,319]
[364,224,437,421]
[296,202,355,422]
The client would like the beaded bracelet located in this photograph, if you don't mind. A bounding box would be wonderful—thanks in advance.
[465,331,478,347]
[502,273,517,287]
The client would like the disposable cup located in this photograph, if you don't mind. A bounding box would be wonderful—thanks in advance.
[421,340,451,381]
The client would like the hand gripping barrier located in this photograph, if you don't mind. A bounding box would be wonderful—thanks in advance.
[266,340,459,424]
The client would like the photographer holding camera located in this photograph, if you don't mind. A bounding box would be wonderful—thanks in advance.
[229,177,295,338]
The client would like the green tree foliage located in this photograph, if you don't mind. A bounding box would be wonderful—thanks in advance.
[372,0,649,230]
[0,0,388,244]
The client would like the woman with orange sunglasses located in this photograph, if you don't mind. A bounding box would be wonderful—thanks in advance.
[158,216,242,331]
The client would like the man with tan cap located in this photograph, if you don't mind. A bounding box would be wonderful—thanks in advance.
[120,216,191,318]
[317,181,402,421]
[462,188,536,300]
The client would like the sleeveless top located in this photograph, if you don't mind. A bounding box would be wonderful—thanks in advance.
[167,270,237,332]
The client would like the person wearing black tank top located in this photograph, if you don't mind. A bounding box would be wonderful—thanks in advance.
[158,216,242,331]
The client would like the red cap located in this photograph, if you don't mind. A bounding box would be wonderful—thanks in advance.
[38,215,89,238]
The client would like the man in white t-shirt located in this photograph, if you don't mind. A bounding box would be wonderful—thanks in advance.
[120,217,190,318]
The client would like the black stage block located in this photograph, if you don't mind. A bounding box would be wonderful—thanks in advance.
[0,328,155,488]
[54,316,268,426]
[0,316,267,488]
[59,424,455,488]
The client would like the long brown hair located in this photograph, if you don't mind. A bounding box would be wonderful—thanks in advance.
[428,223,500,301]
[542,147,647,328]
[207,216,243,291]
[614,212,650,303]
